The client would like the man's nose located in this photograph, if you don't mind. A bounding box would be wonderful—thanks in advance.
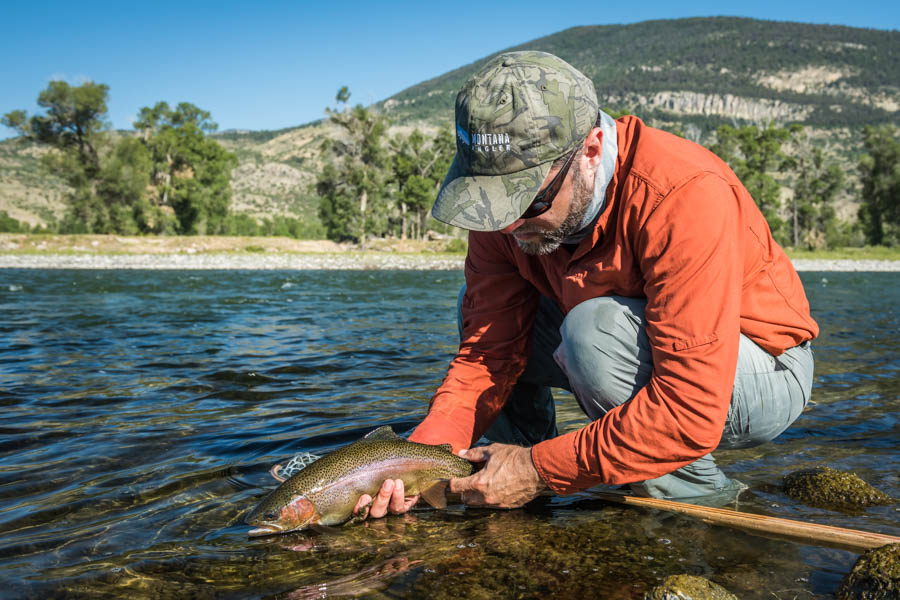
[501,219,525,234]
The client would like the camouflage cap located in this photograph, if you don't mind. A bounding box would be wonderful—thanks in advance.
[432,51,598,231]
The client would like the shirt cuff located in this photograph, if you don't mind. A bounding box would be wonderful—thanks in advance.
[532,430,602,494]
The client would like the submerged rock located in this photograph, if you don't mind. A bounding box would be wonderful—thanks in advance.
[783,467,893,509]
[645,575,737,600]
[837,543,900,600]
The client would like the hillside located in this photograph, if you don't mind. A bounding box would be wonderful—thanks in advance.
[2,17,897,228]
[381,17,899,131]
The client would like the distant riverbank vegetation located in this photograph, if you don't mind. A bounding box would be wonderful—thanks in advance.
[3,82,898,249]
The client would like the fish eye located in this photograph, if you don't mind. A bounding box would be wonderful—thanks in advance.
[264,511,278,520]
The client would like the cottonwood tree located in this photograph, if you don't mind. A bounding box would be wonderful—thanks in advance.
[858,124,900,246]
[790,131,845,249]
[134,102,236,234]
[316,88,392,243]
[709,122,801,245]
[4,83,235,235]
[2,81,118,230]
[390,126,454,240]
[3,81,158,233]
[3,80,109,178]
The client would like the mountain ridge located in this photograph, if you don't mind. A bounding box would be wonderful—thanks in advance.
[2,17,897,228]
[379,17,899,130]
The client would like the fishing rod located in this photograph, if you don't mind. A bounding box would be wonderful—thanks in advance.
[590,491,900,553]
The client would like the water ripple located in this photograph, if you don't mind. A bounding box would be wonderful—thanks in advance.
[0,269,897,599]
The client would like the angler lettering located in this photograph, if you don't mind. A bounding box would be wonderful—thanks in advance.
[470,131,512,153]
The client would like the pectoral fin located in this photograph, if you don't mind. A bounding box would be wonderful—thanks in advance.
[311,522,344,534]
[418,480,449,509]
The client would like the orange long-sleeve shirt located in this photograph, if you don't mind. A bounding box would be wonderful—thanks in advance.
[409,116,818,494]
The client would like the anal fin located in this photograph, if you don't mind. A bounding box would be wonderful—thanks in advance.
[419,480,449,509]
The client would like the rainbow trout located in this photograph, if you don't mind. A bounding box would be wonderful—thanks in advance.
[246,426,472,536]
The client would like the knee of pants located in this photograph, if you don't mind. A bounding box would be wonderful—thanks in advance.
[558,296,652,416]
[720,341,814,449]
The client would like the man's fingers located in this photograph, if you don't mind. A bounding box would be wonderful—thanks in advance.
[355,480,419,521]
[449,474,486,506]
[368,479,396,519]
[449,474,477,494]
[353,494,373,515]
[388,478,407,513]
[459,445,490,463]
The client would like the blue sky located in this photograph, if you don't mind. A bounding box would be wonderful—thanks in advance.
[1,1,896,139]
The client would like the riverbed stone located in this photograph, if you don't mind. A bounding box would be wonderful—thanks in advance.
[837,543,900,600]
[783,467,893,509]
[644,575,737,600]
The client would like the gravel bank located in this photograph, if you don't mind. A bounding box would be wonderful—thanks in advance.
[0,253,467,270]
[0,254,898,271]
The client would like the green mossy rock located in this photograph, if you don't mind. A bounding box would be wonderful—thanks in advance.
[783,467,893,509]
[645,575,737,600]
[837,543,900,600]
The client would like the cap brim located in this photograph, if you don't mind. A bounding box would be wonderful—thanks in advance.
[431,154,553,232]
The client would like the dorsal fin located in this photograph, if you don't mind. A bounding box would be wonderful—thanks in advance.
[362,425,399,441]
[271,427,400,482]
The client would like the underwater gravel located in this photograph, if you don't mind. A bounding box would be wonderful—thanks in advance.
[2,254,899,271]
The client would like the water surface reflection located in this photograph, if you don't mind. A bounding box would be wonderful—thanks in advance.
[0,270,896,598]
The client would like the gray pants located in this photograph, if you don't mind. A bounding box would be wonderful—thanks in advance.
[458,289,814,501]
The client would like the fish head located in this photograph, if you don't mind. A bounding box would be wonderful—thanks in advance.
[246,495,319,537]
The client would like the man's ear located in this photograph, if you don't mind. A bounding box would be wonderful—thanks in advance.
[582,127,604,166]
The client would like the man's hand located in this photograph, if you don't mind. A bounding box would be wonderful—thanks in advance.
[353,479,419,519]
[449,443,548,508]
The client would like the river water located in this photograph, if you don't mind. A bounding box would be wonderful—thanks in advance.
[0,269,897,599]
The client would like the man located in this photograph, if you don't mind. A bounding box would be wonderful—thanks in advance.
[355,50,817,518]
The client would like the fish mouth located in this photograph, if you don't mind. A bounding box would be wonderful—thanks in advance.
[247,524,284,537]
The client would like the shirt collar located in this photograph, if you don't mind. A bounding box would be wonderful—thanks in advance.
[561,109,618,245]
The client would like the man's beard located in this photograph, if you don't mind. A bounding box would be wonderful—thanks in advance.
[513,163,592,256]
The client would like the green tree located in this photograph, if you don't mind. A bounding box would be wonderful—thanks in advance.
[0,211,25,233]
[2,81,109,178]
[316,88,391,243]
[791,140,845,249]
[2,80,153,234]
[134,102,236,234]
[57,136,155,234]
[708,122,800,244]
[390,126,454,239]
[858,124,900,246]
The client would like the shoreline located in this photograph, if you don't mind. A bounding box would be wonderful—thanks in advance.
[1,253,899,271]
[0,252,467,270]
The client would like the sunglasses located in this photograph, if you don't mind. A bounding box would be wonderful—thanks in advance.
[519,148,577,219]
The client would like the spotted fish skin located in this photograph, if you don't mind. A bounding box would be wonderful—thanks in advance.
[246,426,472,536]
